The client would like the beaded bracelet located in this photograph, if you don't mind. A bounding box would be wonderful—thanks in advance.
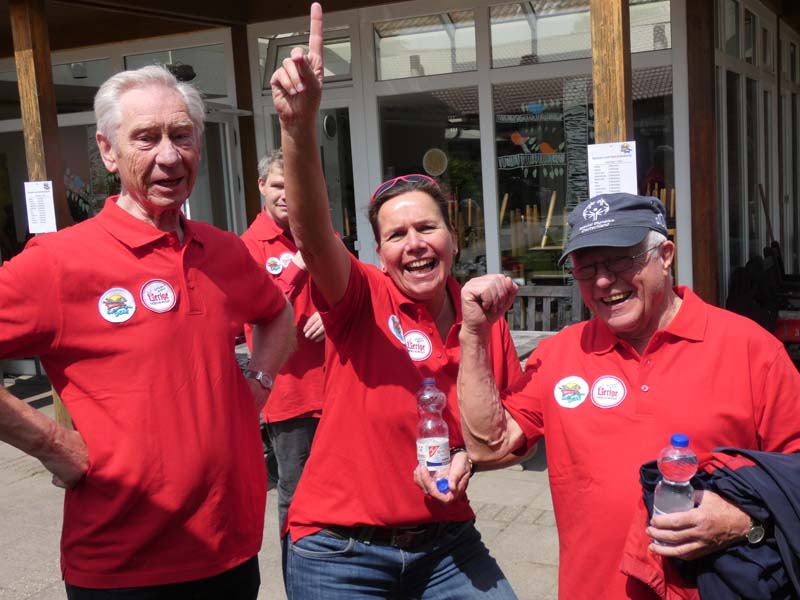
[450,446,477,477]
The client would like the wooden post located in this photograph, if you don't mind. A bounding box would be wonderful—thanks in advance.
[9,0,69,229]
[10,0,72,428]
[590,0,633,143]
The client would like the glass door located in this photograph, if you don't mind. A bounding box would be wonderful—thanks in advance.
[185,112,246,234]
[269,106,358,255]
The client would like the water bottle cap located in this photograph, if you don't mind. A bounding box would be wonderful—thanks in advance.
[670,433,689,448]
[422,377,436,386]
[436,478,450,493]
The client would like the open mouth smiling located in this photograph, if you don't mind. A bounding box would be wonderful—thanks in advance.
[405,258,437,274]
[601,291,632,306]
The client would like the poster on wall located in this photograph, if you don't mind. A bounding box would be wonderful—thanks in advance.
[24,180,57,233]
[587,141,638,198]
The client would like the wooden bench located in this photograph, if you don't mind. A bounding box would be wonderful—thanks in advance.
[506,283,584,331]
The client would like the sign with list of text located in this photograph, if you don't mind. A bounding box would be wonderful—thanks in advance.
[587,141,638,198]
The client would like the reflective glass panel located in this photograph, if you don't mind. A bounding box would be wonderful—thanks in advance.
[124,44,227,98]
[493,66,673,284]
[726,70,743,268]
[744,10,755,64]
[490,0,670,68]
[745,78,759,255]
[260,32,352,89]
[0,58,113,119]
[762,27,772,70]
[724,0,740,57]
[377,87,484,282]
[374,11,476,80]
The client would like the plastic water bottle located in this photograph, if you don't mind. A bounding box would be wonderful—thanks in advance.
[416,378,451,494]
[653,433,698,518]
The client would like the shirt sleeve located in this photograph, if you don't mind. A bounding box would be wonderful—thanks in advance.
[500,353,545,454]
[233,240,289,327]
[755,340,800,453]
[0,240,62,359]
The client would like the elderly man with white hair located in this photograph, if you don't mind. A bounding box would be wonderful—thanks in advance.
[0,65,295,599]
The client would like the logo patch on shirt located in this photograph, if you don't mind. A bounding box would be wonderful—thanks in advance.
[280,252,294,268]
[388,314,405,343]
[266,256,283,275]
[553,376,588,408]
[404,330,432,361]
[591,376,627,408]
[140,279,176,313]
[98,287,136,323]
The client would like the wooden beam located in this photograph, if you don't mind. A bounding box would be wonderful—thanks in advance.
[590,0,633,143]
[686,0,719,305]
[231,24,261,225]
[9,0,71,427]
[9,0,69,229]
[52,0,247,26]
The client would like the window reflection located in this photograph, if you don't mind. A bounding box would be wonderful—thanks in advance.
[494,66,674,283]
[374,11,476,81]
[125,44,227,98]
[378,88,484,282]
[489,0,670,69]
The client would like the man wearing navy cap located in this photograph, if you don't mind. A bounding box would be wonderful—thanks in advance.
[451,193,800,598]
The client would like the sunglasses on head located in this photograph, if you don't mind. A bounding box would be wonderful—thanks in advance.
[369,174,439,204]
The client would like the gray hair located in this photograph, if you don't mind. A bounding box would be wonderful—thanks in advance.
[642,229,668,248]
[257,149,284,179]
[94,65,205,147]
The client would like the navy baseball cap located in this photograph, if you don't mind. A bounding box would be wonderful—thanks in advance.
[558,193,668,265]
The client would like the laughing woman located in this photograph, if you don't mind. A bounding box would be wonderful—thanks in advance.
[271,4,524,599]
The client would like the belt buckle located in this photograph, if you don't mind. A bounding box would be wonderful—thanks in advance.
[389,529,419,549]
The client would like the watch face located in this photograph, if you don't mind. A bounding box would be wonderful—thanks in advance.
[747,524,766,544]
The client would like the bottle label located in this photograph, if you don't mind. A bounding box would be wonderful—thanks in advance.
[417,437,451,469]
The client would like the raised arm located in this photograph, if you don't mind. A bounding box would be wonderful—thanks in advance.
[270,2,352,307]
[457,274,527,462]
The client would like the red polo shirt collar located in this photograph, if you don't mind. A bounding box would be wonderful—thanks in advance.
[588,285,706,355]
[247,211,291,243]
[382,271,464,326]
[95,195,204,249]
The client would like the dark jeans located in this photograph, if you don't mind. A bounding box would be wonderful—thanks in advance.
[267,416,319,531]
[65,555,260,600]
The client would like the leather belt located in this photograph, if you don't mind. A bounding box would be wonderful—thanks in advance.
[322,522,447,550]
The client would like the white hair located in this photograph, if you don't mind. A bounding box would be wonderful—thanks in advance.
[642,229,668,248]
[94,65,205,147]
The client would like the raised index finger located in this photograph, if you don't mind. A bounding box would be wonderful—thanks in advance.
[308,3,324,66]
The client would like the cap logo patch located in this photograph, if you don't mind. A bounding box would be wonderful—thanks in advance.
[388,314,405,343]
[280,252,294,268]
[591,375,627,408]
[404,330,432,361]
[98,287,136,323]
[553,376,588,408]
[266,256,283,275]
[655,213,666,228]
[582,199,610,223]
[140,279,176,313]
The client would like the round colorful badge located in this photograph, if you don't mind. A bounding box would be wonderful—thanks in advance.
[140,279,176,313]
[553,376,589,409]
[266,256,283,275]
[98,287,136,323]
[590,375,627,408]
[404,330,433,361]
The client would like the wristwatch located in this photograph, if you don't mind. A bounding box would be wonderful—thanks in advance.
[243,369,273,391]
[746,518,766,545]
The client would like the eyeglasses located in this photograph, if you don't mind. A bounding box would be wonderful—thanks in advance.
[369,174,438,204]
[569,244,663,281]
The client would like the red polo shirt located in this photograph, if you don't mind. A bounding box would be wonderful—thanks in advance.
[502,286,800,600]
[240,211,324,423]
[287,255,523,541]
[0,197,288,588]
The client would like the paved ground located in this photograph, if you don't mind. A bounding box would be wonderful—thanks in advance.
[0,403,558,600]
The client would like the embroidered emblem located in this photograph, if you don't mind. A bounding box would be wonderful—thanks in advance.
[98,287,136,323]
[266,256,283,275]
[404,330,432,362]
[591,375,627,408]
[582,199,610,223]
[553,376,589,409]
[140,279,176,313]
[388,314,405,343]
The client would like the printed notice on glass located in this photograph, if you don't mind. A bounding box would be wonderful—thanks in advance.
[587,141,638,198]
[24,181,57,233]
